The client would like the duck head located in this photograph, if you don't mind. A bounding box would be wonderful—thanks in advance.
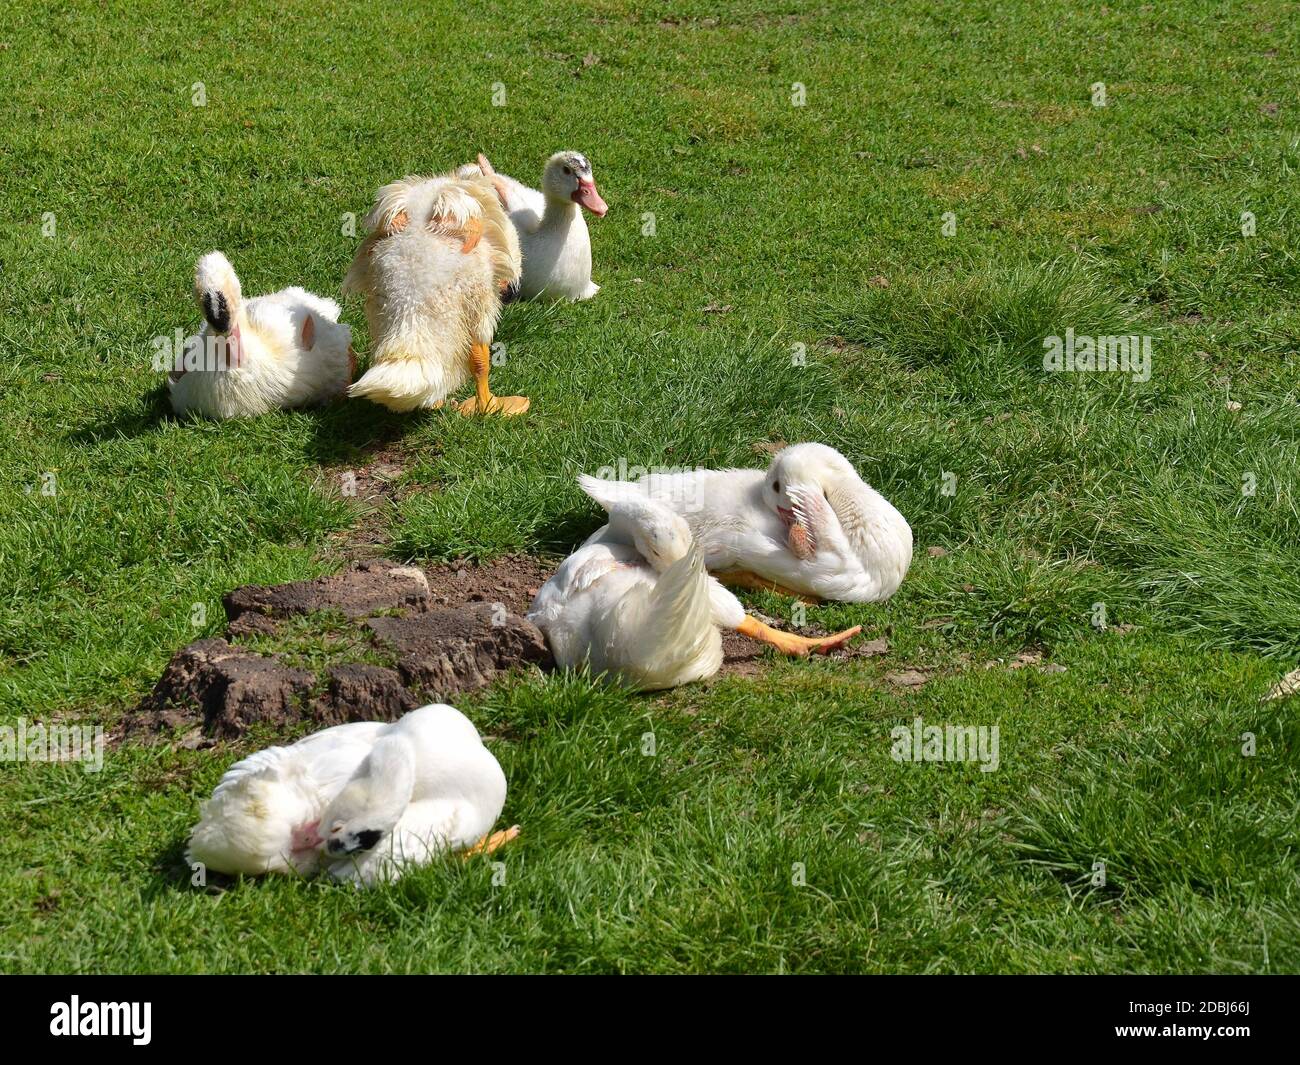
[543,151,607,216]
[319,735,415,857]
[187,251,244,375]
[762,443,860,559]
[629,508,694,572]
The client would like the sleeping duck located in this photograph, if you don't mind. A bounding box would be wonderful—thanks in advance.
[528,493,725,691]
[185,719,386,877]
[186,704,517,885]
[583,443,913,603]
[318,704,517,887]
[459,151,606,301]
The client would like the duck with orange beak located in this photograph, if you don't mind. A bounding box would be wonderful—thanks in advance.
[459,150,608,301]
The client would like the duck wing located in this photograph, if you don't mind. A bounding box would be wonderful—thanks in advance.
[528,542,624,625]
[794,478,913,602]
[208,720,384,800]
[499,179,546,229]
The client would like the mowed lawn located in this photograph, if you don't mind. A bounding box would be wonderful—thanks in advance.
[2,0,1298,973]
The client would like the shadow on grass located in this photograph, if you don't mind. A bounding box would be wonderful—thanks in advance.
[529,507,603,555]
[66,384,424,464]
[302,398,424,465]
[147,838,220,898]
[66,384,176,443]
[147,837,322,900]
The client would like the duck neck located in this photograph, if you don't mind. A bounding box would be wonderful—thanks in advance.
[540,196,580,232]
[366,737,416,828]
[325,735,414,836]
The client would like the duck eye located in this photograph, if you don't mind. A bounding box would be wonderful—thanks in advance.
[772,481,781,494]
[563,166,572,175]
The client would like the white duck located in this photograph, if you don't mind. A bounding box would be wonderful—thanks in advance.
[460,151,607,301]
[344,173,527,415]
[186,704,517,885]
[167,251,354,419]
[318,704,516,886]
[529,495,724,691]
[527,480,859,690]
[186,719,384,877]
[588,443,913,604]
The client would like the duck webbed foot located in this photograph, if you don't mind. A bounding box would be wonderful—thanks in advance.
[716,568,821,605]
[456,341,530,417]
[735,615,860,657]
[457,394,530,416]
[462,825,520,860]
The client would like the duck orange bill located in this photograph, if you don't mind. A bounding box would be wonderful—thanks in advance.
[290,820,323,853]
[572,178,607,216]
[784,487,826,560]
[787,521,816,560]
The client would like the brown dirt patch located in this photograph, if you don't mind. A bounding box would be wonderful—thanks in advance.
[128,553,886,745]
[127,560,551,744]
[420,554,556,616]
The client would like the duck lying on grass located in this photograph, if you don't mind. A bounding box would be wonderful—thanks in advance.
[344,172,528,415]
[583,443,913,603]
[459,150,606,301]
[186,704,517,887]
[167,251,354,419]
[527,478,860,691]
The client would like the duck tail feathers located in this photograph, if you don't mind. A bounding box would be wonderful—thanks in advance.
[623,541,718,680]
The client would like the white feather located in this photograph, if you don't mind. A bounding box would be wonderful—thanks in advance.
[319,705,507,886]
[583,444,913,603]
[528,485,732,690]
[185,722,384,876]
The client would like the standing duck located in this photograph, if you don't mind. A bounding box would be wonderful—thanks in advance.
[167,251,354,419]
[585,444,913,603]
[461,151,607,301]
[344,173,527,415]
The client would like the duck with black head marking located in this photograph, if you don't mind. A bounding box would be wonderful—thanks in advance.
[167,251,354,419]
[185,703,519,887]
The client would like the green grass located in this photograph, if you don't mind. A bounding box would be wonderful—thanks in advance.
[2,0,1298,973]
